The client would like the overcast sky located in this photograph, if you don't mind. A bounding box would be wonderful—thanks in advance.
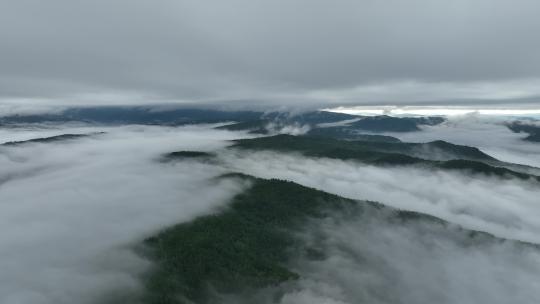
[1,0,540,109]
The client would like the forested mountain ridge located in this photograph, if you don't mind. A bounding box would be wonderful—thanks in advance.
[1,132,105,146]
[137,174,537,304]
[231,135,540,181]
[218,114,445,134]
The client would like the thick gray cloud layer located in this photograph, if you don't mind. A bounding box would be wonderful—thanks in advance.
[1,0,540,107]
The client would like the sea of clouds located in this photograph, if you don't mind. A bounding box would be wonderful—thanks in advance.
[0,124,250,304]
[1,114,540,303]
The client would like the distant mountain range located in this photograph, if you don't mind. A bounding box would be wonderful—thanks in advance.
[217,113,445,134]
[1,132,104,146]
[0,106,445,134]
[0,107,262,125]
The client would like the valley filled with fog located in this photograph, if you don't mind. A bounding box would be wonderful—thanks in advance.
[1,111,540,304]
[383,116,540,168]
[0,124,250,303]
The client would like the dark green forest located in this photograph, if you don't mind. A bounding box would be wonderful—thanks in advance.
[138,174,530,304]
[141,175,359,303]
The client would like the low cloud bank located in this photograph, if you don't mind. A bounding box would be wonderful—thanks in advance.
[0,124,248,303]
[220,150,540,244]
[231,211,540,304]
[264,122,311,136]
[382,115,540,168]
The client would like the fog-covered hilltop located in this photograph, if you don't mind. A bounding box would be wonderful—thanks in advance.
[138,174,539,304]
[507,121,540,142]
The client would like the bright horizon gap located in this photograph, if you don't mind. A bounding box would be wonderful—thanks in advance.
[324,106,540,117]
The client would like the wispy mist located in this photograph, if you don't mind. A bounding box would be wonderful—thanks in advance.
[219,149,540,243]
[237,211,540,304]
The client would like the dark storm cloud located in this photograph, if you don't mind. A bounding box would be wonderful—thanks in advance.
[1,0,540,106]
